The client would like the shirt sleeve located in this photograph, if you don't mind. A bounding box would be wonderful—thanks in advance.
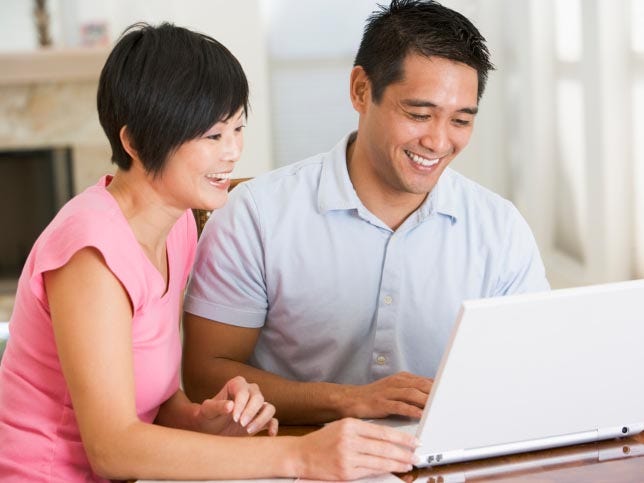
[184,184,268,328]
[494,204,550,296]
[28,211,148,312]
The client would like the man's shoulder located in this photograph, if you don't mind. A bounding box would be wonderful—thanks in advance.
[233,153,328,205]
[442,168,518,218]
[218,154,330,226]
[440,170,540,265]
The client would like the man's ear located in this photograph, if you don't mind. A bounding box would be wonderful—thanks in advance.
[349,65,371,113]
[119,126,139,160]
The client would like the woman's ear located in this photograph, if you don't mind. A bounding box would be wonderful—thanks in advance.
[349,65,371,114]
[119,126,139,161]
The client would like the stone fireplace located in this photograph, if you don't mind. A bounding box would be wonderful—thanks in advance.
[0,47,114,288]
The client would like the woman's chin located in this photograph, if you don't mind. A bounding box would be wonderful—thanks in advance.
[200,194,228,212]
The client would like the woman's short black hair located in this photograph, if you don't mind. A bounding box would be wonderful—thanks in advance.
[97,22,249,175]
[354,0,494,103]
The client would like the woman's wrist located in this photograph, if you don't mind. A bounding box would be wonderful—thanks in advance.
[185,401,204,432]
[272,436,305,478]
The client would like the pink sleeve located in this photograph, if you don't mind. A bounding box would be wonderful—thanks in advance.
[26,207,197,313]
[26,213,147,312]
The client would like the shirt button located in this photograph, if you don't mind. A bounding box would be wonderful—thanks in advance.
[376,355,387,365]
[383,295,393,305]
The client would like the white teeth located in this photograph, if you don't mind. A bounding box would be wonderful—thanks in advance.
[205,172,232,181]
[405,150,439,167]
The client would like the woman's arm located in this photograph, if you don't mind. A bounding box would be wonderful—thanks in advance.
[46,247,416,481]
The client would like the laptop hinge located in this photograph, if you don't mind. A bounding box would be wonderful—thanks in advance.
[418,429,607,467]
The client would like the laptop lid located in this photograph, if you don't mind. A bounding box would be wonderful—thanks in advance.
[414,279,644,467]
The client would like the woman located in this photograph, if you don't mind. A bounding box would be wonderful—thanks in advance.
[0,23,417,481]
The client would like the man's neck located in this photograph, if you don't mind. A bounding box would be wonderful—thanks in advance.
[346,136,428,231]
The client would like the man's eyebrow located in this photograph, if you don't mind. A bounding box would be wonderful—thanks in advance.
[401,99,479,115]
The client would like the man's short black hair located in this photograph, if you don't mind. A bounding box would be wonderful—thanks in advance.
[97,22,249,175]
[354,0,494,103]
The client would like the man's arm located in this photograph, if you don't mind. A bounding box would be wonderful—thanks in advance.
[182,312,432,425]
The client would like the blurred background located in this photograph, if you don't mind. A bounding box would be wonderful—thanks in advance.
[0,0,642,326]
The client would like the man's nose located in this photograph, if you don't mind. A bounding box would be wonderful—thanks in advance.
[419,120,450,155]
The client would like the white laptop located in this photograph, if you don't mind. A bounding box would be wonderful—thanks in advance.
[393,279,644,467]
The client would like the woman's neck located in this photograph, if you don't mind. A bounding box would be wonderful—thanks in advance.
[106,168,181,259]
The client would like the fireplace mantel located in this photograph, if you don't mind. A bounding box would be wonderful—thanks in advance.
[0,47,110,86]
[0,47,114,193]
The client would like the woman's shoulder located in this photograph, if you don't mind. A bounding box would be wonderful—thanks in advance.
[52,180,123,233]
[28,180,137,279]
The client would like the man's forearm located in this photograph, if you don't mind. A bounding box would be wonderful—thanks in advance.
[183,358,353,425]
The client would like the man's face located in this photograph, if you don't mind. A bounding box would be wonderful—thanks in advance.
[354,53,479,197]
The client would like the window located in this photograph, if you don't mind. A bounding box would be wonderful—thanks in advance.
[632,0,644,277]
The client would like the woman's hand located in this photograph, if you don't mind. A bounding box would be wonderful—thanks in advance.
[292,418,418,480]
[193,376,278,437]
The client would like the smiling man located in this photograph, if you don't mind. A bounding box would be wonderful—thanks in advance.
[182,0,550,425]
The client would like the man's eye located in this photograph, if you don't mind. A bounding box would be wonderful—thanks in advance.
[410,113,430,121]
[453,119,471,127]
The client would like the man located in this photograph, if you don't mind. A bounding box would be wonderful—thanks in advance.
[183,0,549,425]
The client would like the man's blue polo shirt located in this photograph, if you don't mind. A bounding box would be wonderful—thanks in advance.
[185,133,549,383]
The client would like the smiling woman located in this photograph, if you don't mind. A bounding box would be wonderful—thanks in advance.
[0,22,264,482]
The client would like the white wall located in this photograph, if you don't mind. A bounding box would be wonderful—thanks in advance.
[0,0,41,50]
[263,0,376,167]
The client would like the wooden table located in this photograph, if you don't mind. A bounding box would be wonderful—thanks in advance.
[280,427,644,482]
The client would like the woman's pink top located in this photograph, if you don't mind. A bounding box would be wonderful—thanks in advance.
[0,176,197,481]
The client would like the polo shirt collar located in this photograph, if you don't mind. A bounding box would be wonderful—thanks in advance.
[317,132,461,223]
[317,132,361,213]
[416,168,461,223]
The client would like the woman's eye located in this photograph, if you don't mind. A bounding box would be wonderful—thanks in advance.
[207,134,221,141]
[235,125,246,133]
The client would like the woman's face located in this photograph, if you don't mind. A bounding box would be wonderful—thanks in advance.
[157,108,245,211]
